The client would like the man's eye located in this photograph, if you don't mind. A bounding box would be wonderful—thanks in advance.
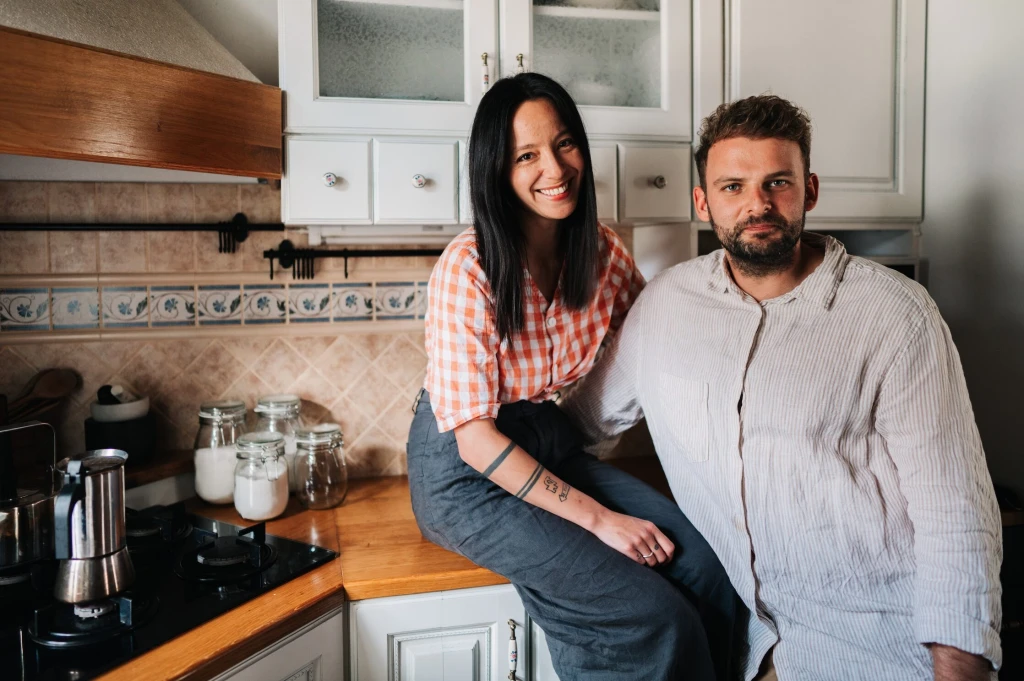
[770,179,789,187]
[723,183,740,192]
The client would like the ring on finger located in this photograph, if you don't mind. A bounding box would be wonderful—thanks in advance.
[640,551,654,559]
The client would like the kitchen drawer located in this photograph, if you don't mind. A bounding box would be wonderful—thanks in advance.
[459,139,472,225]
[284,138,371,224]
[212,608,344,681]
[591,144,618,223]
[375,140,459,225]
[619,145,692,222]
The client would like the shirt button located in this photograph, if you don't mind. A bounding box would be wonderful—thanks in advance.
[546,317,556,328]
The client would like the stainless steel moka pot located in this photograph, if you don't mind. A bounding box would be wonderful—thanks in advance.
[0,421,60,570]
[53,449,134,603]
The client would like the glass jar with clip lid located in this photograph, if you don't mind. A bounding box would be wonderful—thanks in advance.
[254,394,305,493]
[233,431,289,521]
[193,399,247,504]
[294,424,347,510]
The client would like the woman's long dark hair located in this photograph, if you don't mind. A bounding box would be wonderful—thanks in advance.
[468,73,599,342]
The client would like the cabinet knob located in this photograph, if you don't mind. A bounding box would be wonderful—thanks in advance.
[411,174,427,189]
[322,172,338,187]
[651,175,667,189]
[515,53,525,74]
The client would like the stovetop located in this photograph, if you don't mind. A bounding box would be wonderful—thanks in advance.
[0,503,337,681]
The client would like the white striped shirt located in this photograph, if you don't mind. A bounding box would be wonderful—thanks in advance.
[563,233,1003,680]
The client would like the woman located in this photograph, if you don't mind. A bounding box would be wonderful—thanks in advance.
[407,73,739,680]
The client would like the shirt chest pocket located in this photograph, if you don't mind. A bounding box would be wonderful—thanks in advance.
[654,374,710,462]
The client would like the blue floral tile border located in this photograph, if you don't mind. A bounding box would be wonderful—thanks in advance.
[333,283,374,322]
[375,281,419,320]
[198,286,242,326]
[243,285,286,325]
[151,286,195,327]
[52,288,99,330]
[289,284,331,323]
[0,288,50,331]
[103,286,149,328]
[0,280,435,337]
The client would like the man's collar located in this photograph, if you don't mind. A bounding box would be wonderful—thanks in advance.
[706,232,849,309]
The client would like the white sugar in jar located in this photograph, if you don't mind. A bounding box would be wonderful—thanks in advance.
[233,431,289,521]
[193,400,248,504]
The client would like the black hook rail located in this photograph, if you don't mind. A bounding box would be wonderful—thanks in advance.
[0,213,285,254]
[263,240,444,280]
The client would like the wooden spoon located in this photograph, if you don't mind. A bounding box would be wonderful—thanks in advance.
[6,369,81,416]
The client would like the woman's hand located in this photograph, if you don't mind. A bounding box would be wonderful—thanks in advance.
[589,509,675,567]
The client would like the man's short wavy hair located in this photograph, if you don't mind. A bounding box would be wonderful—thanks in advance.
[695,94,812,189]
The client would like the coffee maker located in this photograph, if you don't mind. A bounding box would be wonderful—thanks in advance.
[0,421,59,577]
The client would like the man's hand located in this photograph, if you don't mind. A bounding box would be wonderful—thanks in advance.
[930,643,991,681]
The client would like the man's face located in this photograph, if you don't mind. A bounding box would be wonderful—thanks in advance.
[693,137,819,276]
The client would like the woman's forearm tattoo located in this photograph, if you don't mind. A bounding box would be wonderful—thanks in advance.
[515,464,544,499]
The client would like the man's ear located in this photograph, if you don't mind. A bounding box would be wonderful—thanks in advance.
[693,185,711,222]
[804,173,820,212]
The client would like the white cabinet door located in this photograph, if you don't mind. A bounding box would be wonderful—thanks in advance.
[694,0,925,220]
[283,138,372,224]
[350,584,528,681]
[375,140,460,224]
[529,619,559,681]
[591,144,618,223]
[500,0,691,140]
[279,0,498,135]
[619,144,691,222]
[213,608,345,681]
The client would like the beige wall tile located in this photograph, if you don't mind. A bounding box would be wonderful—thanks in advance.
[99,232,147,273]
[241,230,283,273]
[222,370,274,411]
[146,185,194,223]
[0,231,48,274]
[185,342,247,397]
[345,332,397,361]
[81,341,144,370]
[221,336,276,369]
[49,231,98,273]
[95,183,146,222]
[196,231,242,272]
[253,339,311,393]
[0,346,38,399]
[0,182,48,222]
[239,184,280,223]
[193,184,239,223]
[318,337,372,388]
[375,335,428,390]
[48,183,96,223]
[344,365,403,415]
[376,397,414,447]
[345,426,400,478]
[284,336,336,364]
[147,232,195,272]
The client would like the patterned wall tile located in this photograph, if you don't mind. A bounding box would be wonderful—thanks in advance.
[150,286,196,327]
[102,286,149,328]
[198,286,242,325]
[416,281,428,318]
[375,282,418,320]
[243,285,286,324]
[0,288,50,331]
[52,287,99,330]
[289,284,331,323]
[332,283,374,322]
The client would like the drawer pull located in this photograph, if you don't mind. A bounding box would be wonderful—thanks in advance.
[507,619,518,680]
[322,172,338,187]
[411,174,428,189]
[515,53,526,74]
[482,52,490,91]
[651,175,667,189]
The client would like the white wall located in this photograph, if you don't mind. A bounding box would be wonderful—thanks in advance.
[922,1,1024,498]
[177,0,279,86]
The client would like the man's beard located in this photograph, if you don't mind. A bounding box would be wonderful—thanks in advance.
[709,209,805,278]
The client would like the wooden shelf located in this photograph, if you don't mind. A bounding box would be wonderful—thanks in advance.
[533,5,659,21]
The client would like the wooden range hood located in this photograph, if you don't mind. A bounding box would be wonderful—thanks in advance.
[0,26,282,180]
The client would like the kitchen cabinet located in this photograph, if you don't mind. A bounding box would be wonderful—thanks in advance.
[349,584,534,680]
[212,608,345,681]
[529,619,559,681]
[693,0,926,221]
[280,0,690,139]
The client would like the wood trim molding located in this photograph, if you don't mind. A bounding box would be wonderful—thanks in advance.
[0,26,282,179]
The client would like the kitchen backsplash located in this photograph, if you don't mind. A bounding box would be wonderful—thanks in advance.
[0,180,637,476]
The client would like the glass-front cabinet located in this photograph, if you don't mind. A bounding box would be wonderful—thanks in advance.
[280,0,498,134]
[501,0,690,138]
[280,0,690,138]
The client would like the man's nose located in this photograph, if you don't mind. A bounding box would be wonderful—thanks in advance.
[747,186,771,214]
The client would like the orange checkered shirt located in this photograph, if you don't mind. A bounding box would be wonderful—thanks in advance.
[424,224,645,432]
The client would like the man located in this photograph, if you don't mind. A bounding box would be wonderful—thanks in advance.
[563,95,1002,680]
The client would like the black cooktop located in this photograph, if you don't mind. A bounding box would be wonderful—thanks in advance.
[0,503,337,681]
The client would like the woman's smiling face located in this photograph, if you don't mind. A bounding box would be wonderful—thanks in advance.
[507,98,585,227]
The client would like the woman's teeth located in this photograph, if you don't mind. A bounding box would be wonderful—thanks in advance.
[539,184,568,197]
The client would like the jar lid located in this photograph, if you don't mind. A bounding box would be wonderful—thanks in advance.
[254,394,301,415]
[296,423,344,448]
[235,431,285,458]
[199,399,246,421]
